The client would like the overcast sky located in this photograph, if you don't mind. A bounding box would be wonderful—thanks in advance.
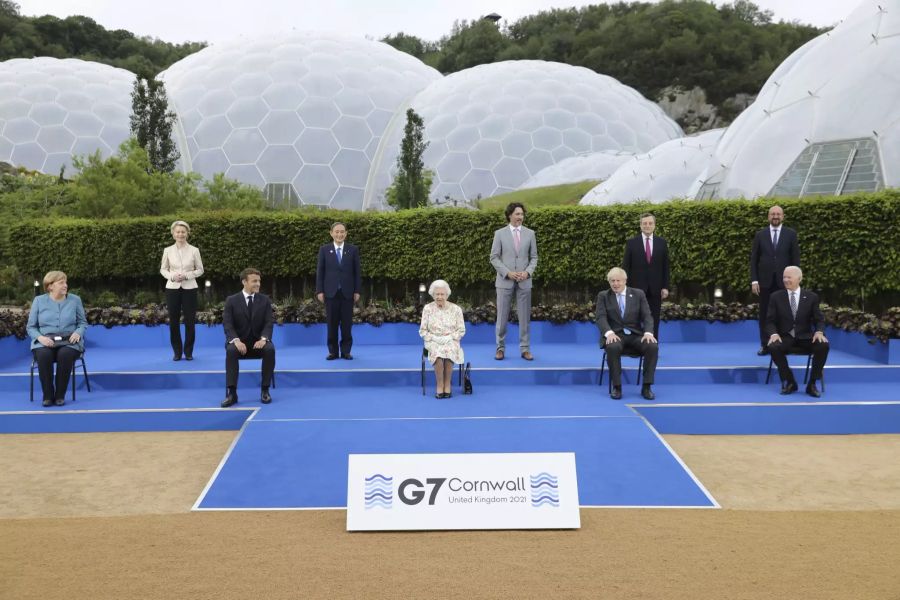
[16,0,855,45]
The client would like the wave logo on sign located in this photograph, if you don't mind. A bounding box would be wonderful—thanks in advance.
[529,472,559,507]
[364,474,393,509]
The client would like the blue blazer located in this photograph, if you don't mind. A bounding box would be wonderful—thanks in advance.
[27,293,87,352]
[316,243,361,299]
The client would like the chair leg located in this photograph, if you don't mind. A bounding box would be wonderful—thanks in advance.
[458,363,463,387]
[803,353,811,385]
[81,358,91,392]
[421,356,425,396]
[30,360,35,403]
[71,361,76,402]
[637,355,643,386]
[272,371,276,389]
[765,357,774,384]
[598,351,606,387]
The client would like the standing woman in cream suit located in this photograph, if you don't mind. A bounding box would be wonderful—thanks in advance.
[160,220,204,361]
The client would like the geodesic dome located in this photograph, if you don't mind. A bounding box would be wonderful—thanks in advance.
[0,57,134,175]
[518,150,634,189]
[690,0,900,200]
[371,60,682,206]
[158,31,441,210]
[581,129,724,205]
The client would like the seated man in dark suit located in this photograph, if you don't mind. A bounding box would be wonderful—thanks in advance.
[595,267,659,400]
[222,268,275,407]
[766,266,829,398]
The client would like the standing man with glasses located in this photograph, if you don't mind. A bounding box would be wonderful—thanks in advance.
[222,268,275,407]
[766,266,829,397]
[490,202,538,361]
[317,222,361,360]
[623,212,670,339]
[750,205,800,355]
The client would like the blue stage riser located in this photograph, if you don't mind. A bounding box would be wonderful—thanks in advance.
[0,409,251,434]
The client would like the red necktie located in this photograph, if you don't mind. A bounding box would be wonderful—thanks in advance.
[644,236,651,264]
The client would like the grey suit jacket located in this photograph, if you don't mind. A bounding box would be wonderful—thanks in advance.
[490,225,538,289]
[595,287,654,343]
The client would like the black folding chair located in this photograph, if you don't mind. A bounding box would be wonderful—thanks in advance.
[598,348,644,393]
[30,350,91,403]
[421,348,463,396]
[765,349,824,391]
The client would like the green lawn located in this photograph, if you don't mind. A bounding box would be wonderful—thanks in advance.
[476,180,600,210]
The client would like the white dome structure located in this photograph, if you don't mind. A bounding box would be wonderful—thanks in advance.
[690,0,900,200]
[371,60,682,206]
[518,150,634,189]
[159,32,441,210]
[581,129,724,205]
[0,57,134,175]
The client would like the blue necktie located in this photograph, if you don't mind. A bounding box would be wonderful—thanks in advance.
[618,294,625,317]
[336,246,342,264]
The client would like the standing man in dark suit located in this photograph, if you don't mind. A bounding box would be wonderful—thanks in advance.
[595,267,659,401]
[316,222,361,360]
[766,266,829,398]
[222,268,275,407]
[490,202,538,361]
[623,212,670,339]
[751,205,800,355]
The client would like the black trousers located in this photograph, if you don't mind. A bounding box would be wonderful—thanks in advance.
[166,288,198,357]
[603,334,658,387]
[757,277,783,347]
[769,336,829,384]
[33,346,81,401]
[325,289,354,356]
[225,341,275,388]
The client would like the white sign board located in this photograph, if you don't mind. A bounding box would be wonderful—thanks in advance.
[346,452,580,531]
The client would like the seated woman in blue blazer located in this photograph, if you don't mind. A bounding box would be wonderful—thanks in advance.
[26,271,87,406]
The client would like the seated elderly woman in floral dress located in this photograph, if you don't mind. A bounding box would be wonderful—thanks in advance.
[419,279,466,399]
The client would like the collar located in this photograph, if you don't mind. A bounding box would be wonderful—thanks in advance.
[242,291,254,301]
[643,234,653,242]
[770,225,782,232]
[509,225,521,233]
[788,287,801,297]
[333,243,344,250]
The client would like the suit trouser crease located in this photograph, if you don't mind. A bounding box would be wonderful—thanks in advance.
[769,336,829,383]
[495,284,531,352]
[325,289,354,355]
[603,335,658,387]
[225,342,275,388]
[34,346,80,400]
[166,288,197,356]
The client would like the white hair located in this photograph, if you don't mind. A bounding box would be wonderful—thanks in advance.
[428,279,451,298]
[607,267,627,280]
[784,265,802,278]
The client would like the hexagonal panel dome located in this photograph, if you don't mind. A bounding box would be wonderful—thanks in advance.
[688,0,900,200]
[0,58,134,174]
[370,60,682,207]
[159,31,441,208]
[519,150,634,190]
[581,129,724,205]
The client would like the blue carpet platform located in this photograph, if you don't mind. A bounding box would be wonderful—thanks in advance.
[1,321,898,510]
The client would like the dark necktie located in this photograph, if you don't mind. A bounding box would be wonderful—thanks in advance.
[247,294,254,315]
[772,229,779,248]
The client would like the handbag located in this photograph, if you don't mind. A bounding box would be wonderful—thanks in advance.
[463,362,473,395]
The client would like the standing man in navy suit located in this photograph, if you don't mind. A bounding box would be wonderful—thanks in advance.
[751,205,800,355]
[766,266,829,397]
[316,222,361,360]
[623,212,670,339]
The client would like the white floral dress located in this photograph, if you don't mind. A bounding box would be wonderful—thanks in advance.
[419,301,466,365]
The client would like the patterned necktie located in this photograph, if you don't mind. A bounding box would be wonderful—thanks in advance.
[644,236,652,264]
[336,246,342,264]
[790,291,797,319]
[513,228,521,253]
[772,228,779,248]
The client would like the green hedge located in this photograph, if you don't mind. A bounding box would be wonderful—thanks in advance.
[8,192,900,294]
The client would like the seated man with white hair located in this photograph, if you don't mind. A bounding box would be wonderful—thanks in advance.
[595,267,659,400]
[766,266,829,397]
[419,279,466,399]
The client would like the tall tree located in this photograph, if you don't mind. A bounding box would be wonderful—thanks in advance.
[387,109,431,209]
[129,76,180,173]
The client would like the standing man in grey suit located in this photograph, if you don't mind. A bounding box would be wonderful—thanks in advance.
[751,205,800,356]
[490,202,538,361]
[595,267,658,400]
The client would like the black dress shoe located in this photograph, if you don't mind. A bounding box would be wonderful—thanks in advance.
[435,393,443,399]
[42,398,52,407]
[780,381,798,395]
[326,354,339,360]
[54,398,65,406]
[805,383,821,398]
[173,355,182,361]
[757,347,769,356]
[185,355,193,361]
[341,353,353,360]
[610,386,622,400]
[641,385,655,401]
[445,392,452,398]
[260,389,272,404]
[221,392,238,408]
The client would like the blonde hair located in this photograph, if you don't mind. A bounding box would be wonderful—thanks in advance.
[43,270,67,291]
[606,267,627,281]
[170,220,191,235]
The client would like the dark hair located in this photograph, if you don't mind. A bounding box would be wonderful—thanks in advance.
[240,268,261,282]
[504,202,526,222]
[640,212,655,221]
